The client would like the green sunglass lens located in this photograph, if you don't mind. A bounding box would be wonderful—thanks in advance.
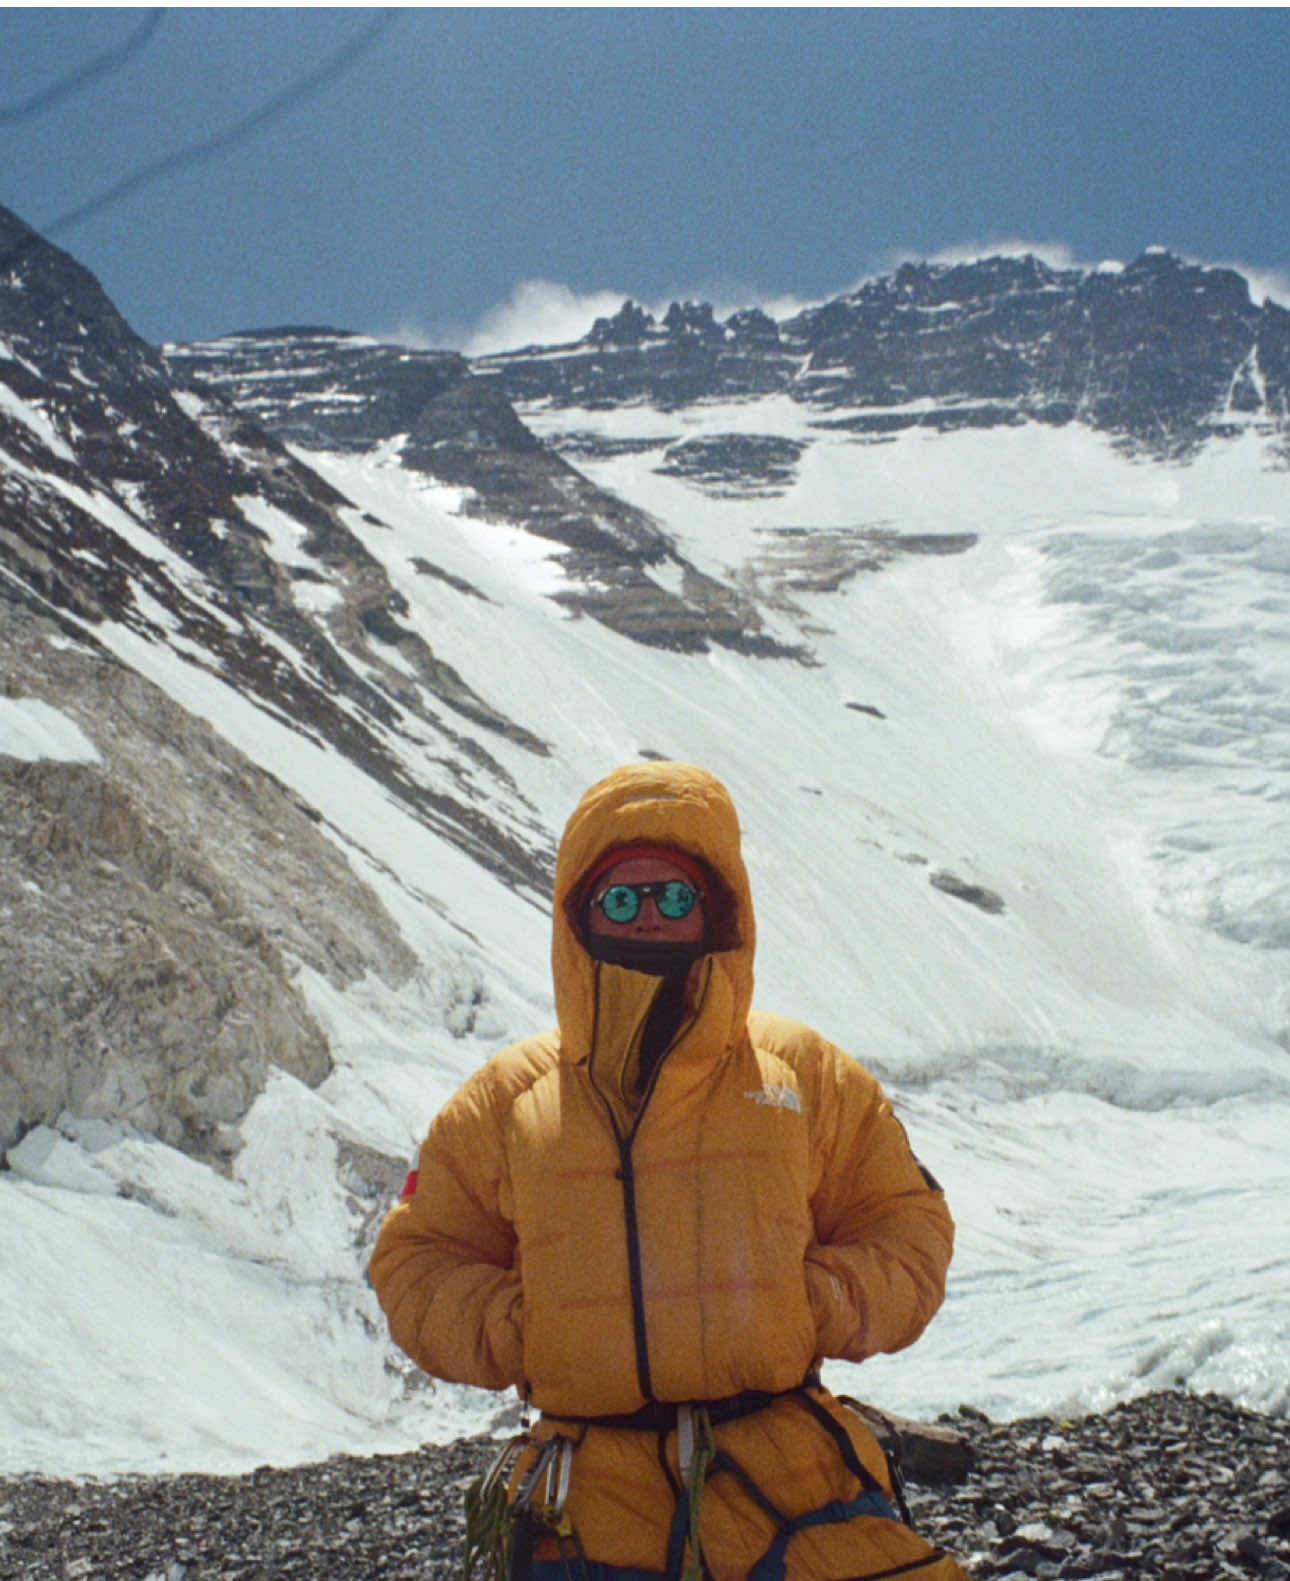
[657,881,696,919]
[601,885,640,923]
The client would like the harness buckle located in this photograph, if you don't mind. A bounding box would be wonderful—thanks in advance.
[677,1403,695,1478]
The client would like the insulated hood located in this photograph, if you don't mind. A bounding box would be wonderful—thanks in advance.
[551,762,755,1061]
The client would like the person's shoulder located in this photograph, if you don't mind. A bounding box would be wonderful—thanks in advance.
[439,1031,561,1124]
[748,1008,812,1057]
[748,1008,862,1064]
[480,1031,562,1094]
[486,1030,561,1081]
[747,1010,880,1090]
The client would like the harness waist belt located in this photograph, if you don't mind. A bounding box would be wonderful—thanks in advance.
[544,1370,821,1433]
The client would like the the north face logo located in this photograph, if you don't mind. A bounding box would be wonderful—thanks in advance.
[746,1085,803,1113]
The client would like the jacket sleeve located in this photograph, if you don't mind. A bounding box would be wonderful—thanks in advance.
[368,1061,525,1392]
[801,1038,954,1363]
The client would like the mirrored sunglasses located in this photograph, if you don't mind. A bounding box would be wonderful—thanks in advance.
[591,880,701,924]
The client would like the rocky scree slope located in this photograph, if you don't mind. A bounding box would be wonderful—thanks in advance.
[1,1392,1287,1579]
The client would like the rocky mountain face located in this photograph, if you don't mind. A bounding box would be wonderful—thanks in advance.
[4,200,1289,1167]
[0,206,546,1159]
[0,209,550,850]
[165,329,791,656]
[1,598,415,1158]
[164,327,469,454]
[481,250,1290,465]
[166,251,1290,654]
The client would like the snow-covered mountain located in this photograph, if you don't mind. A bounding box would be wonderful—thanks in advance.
[2,203,1288,1477]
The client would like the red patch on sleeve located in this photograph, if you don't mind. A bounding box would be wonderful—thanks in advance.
[400,1169,419,1202]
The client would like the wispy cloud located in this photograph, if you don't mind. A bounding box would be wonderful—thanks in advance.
[390,277,829,357]
[888,238,1099,273]
[459,281,634,356]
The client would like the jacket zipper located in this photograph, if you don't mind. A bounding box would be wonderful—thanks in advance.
[587,966,666,1403]
[589,961,707,1405]
[615,1132,654,1401]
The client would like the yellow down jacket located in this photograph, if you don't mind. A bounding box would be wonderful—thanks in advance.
[370,762,963,1579]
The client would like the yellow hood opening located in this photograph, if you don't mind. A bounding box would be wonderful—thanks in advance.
[551,761,756,1068]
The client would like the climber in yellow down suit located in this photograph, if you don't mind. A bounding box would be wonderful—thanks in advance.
[371,761,968,1580]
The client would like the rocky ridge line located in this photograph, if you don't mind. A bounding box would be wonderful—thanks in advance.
[480,252,1290,462]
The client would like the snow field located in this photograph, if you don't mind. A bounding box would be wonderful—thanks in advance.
[4,415,1289,1474]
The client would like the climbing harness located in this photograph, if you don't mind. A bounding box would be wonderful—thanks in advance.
[836,1396,915,1531]
[470,1381,939,1580]
[657,1386,916,1581]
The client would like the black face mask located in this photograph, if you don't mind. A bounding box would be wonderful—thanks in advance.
[584,933,707,978]
[584,932,707,1092]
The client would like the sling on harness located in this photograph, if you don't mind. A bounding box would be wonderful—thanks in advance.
[677,1405,717,1581]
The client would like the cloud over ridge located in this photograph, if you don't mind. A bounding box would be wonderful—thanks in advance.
[383,243,1290,358]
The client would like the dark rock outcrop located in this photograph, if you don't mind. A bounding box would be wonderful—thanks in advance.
[656,434,809,498]
[930,871,1008,917]
[164,328,468,453]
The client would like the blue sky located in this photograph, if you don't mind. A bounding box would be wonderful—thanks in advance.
[3,7,1290,351]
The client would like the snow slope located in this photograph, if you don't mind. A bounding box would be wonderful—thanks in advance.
[4,414,1289,1477]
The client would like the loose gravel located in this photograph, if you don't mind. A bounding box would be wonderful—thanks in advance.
[3,1391,1288,1579]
